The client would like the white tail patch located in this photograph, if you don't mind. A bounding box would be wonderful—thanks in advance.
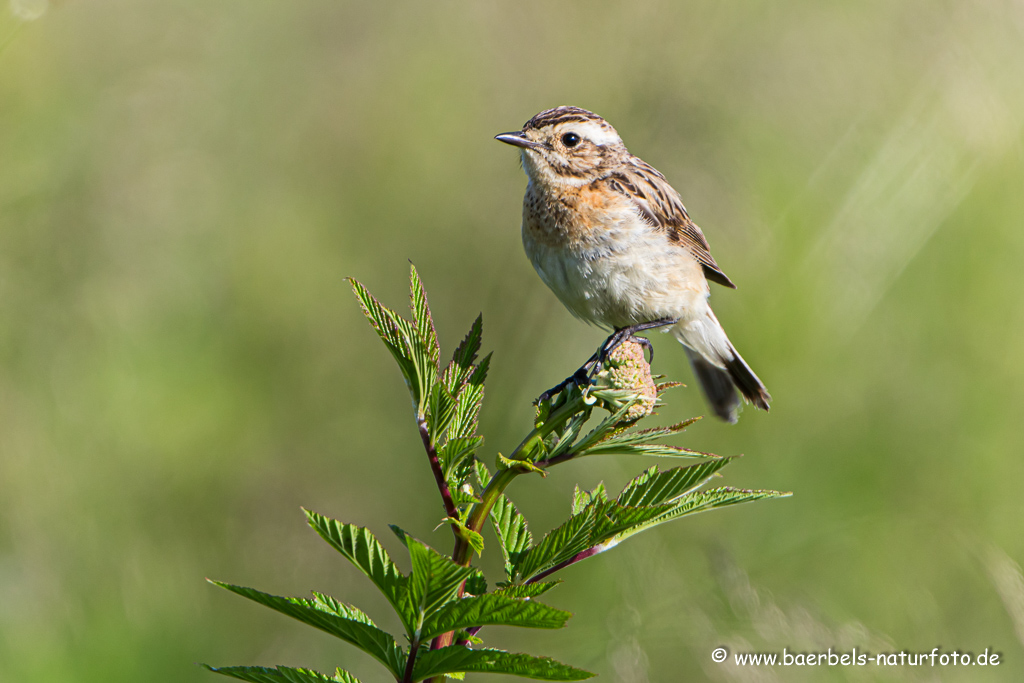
[670,309,734,368]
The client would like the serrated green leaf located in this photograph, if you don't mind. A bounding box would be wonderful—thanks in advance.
[450,317,481,382]
[628,416,702,439]
[428,383,458,442]
[607,487,791,543]
[388,523,412,545]
[348,278,403,351]
[570,416,712,459]
[515,508,597,582]
[203,665,362,683]
[419,593,571,640]
[349,275,441,413]
[439,516,486,556]
[449,467,480,504]
[348,278,418,400]
[449,353,490,439]
[408,264,440,370]
[571,483,606,515]
[411,646,594,681]
[210,583,404,678]
[474,458,491,487]
[464,571,487,597]
[544,411,590,462]
[578,442,714,459]
[590,501,676,543]
[494,581,561,599]
[569,399,642,454]
[310,592,376,626]
[439,436,484,480]
[651,486,791,521]
[444,314,483,394]
[392,312,437,415]
[462,527,485,556]
[616,465,656,501]
[449,485,481,509]
[491,495,533,581]
[571,486,587,516]
[304,511,415,635]
[617,459,734,507]
[498,452,546,475]
[407,538,477,624]
[470,350,491,384]
[536,482,790,563]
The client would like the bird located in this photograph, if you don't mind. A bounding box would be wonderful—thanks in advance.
[495,105,770,422]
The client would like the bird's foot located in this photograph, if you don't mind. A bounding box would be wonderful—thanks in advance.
[535,318,677,405]
[597,318,678,366]
[537,361,597,405]
[631,335,655,363]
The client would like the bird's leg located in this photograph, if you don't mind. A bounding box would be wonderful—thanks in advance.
[536,318,678,404]
[537,352,599,404]
[597,317,678,366]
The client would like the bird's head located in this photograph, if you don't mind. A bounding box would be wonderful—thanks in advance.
[495,106,627,187]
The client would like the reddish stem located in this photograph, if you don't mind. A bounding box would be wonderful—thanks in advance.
[402,639,420,683]
[417,415,459,537]
[526,545,603,584]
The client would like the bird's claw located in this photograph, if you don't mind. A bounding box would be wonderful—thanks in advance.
[598,320,673,366]
[633,335,655,363]
[537,366,594,405]
[536,319,674,405]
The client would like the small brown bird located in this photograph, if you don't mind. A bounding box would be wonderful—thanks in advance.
[496,106,770,422]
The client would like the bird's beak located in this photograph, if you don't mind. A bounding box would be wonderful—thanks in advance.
[495,131,543,150]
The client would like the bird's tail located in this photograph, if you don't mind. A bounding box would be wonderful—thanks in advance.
[671,311,770,423]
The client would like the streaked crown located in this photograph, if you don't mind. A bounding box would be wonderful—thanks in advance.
[523,106,611,133]
[496,106,628,185]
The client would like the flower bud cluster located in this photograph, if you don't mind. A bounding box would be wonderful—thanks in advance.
[590,341,657,421]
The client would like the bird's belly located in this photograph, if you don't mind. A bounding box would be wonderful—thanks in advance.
[523,220,708,330]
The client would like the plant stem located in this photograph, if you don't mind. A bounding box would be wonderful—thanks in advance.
[450,393,581,563]
[533,450,575,469]
[449,392,590,567]
[424,393,590,683]
[425,401,565,680]
[417,415,459,539]
[451,464,520,566]
[526,545,604,584]
[402,638,420,683]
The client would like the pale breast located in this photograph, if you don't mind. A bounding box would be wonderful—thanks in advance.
[521,182,709,329]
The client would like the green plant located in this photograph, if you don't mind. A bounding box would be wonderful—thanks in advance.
[204,266,788,682]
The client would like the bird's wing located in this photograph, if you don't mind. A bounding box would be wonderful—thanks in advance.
[607,159,736,289]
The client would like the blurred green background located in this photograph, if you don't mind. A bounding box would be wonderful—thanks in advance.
[1,1,1023,681]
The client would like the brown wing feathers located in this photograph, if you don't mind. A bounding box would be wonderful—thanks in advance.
[607,160,737,289]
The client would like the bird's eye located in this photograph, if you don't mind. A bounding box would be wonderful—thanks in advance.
[561,132,581,148]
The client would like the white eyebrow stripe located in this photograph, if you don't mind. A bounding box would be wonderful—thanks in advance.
[566,120,622,146]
